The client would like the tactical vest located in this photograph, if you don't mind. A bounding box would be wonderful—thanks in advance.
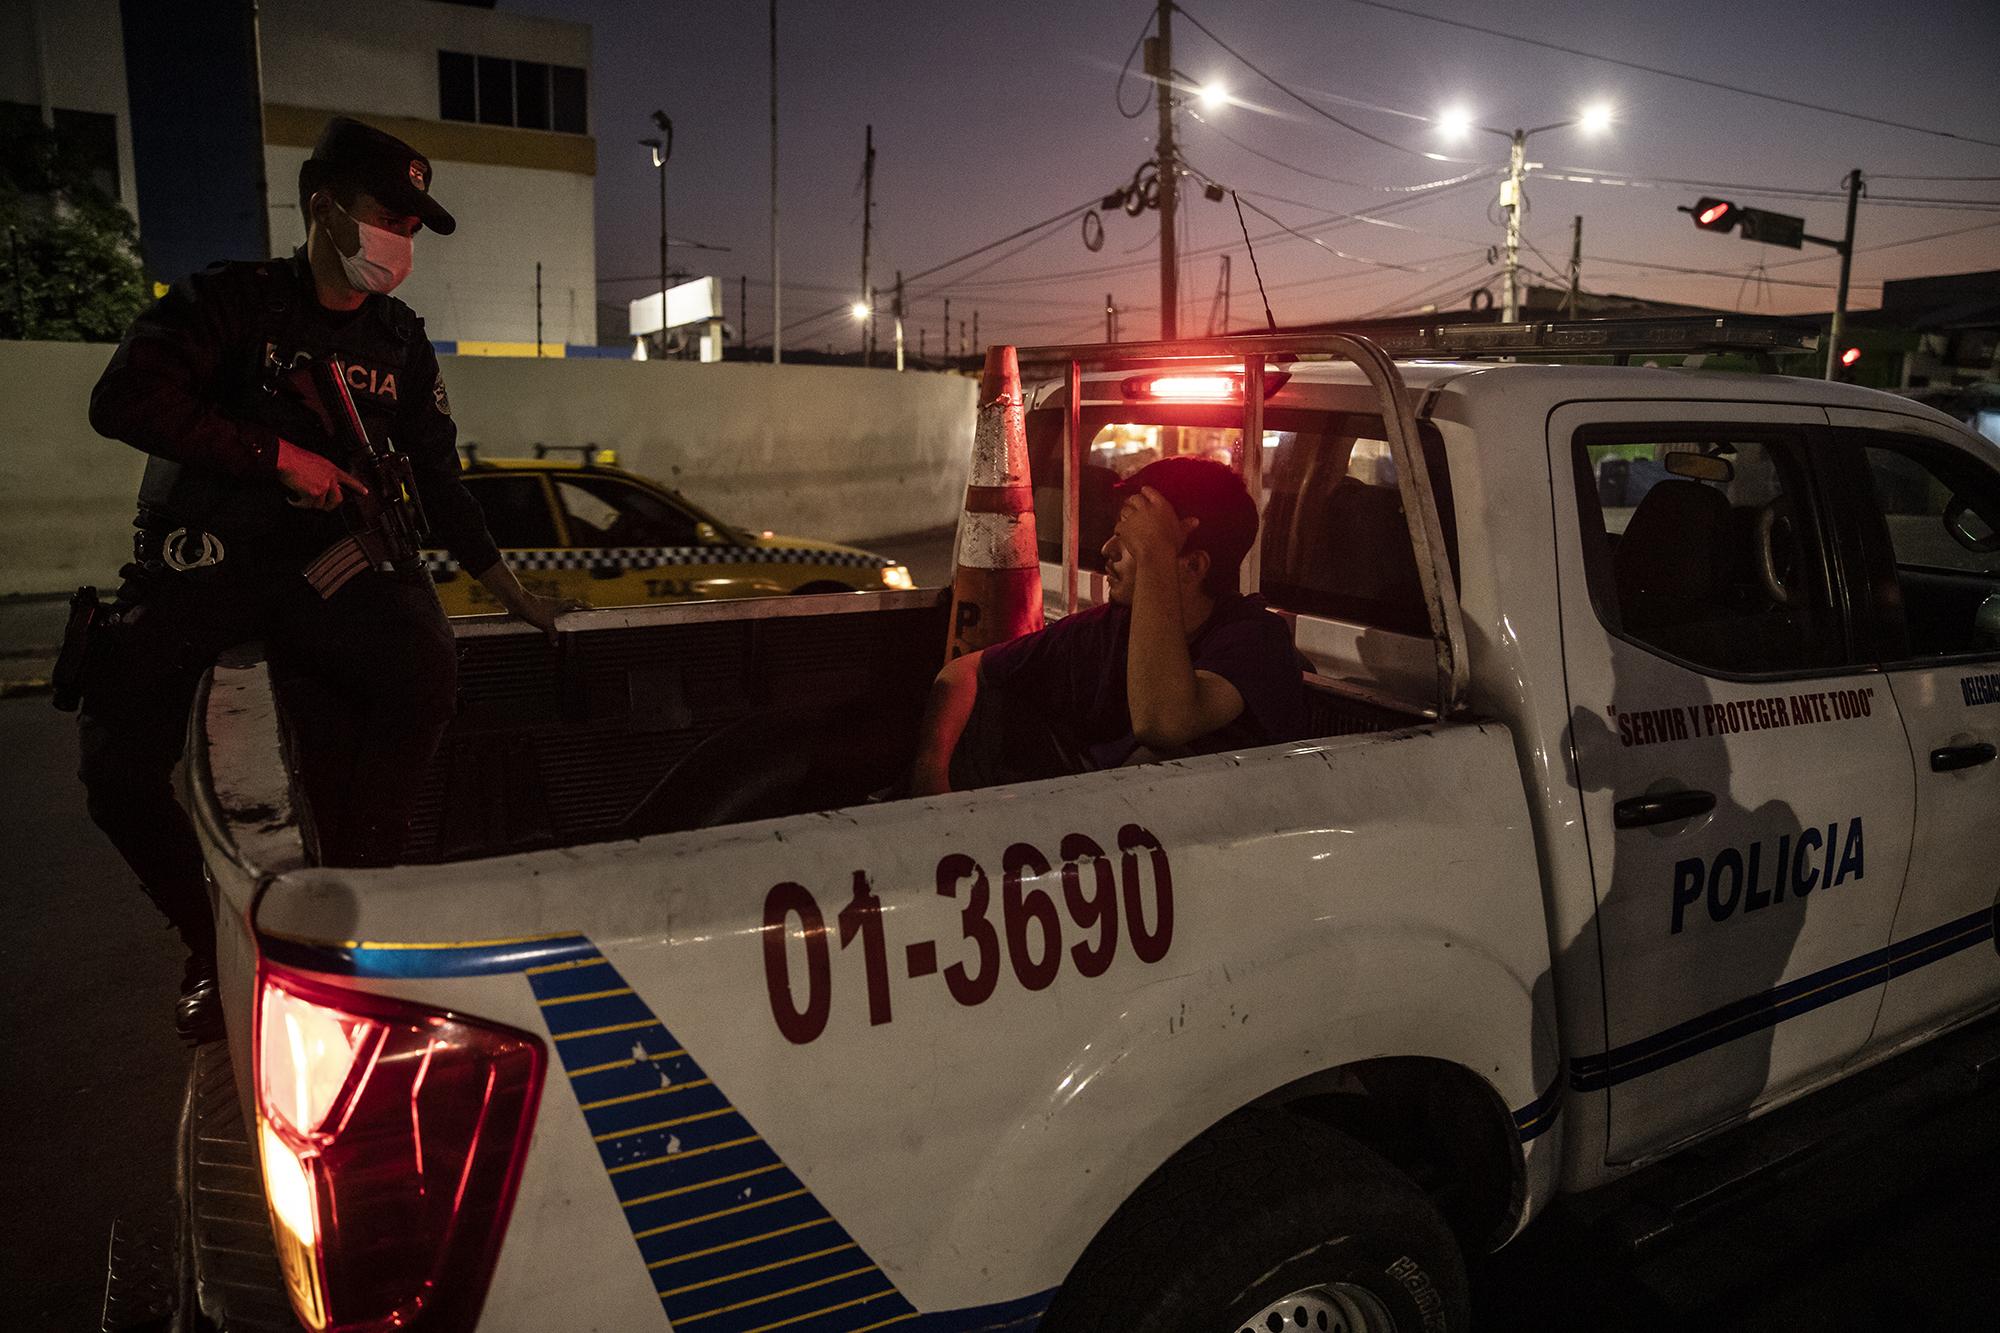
[136,257,424,556]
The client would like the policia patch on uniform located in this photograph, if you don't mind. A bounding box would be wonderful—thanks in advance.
[432,376,451,416]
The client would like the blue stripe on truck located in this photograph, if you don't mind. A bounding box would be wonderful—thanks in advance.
[264,928,1569,1323]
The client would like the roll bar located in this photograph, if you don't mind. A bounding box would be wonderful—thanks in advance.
[1014,333,1469,719]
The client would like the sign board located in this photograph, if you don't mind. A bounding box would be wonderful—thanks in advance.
[1738,207,1806,250]
[629,277,722,336]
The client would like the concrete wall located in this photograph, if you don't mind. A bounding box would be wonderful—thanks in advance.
[0,341,973,596]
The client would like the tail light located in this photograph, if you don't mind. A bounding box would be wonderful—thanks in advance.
[254,965,545,1331]
[1120,369,1291,402]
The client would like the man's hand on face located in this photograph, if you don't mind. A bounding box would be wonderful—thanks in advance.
[1116,485,1199,568]
[276,439,369,511]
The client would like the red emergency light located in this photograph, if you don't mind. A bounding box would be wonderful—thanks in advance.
[1840,346,1862,367]
[1121,369,1290,403]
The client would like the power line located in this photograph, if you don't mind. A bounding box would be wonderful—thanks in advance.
[1185,108,1489,194]
[1534,165,2000,211]
[1759,216,2000,269]
[1338,0,2000,152]
[1172,3,1474,164]
[1351,258,1499,319]
[1216,187,1426,271]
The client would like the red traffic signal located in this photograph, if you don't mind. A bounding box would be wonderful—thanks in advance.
[1686,197,1739,231]
[1840,346,1862,367]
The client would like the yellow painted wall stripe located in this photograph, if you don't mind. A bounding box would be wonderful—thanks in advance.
[609,1133,762,1178]
[632,1187,806,1238]
[624,1161,783,1211]
[658,1241,857,1300]
[672,1264,881,1325]
[594,1104,735,1145]
[580,1077,713,1112]
[647,1216,833,1269]
[262,103,596,175]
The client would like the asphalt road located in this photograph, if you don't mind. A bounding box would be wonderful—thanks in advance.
[2,596,1995,1329]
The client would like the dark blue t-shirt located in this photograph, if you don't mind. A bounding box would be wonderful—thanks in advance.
[978,594,1310,768]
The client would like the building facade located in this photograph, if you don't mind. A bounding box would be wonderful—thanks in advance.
[258,0,596,349]
[0,0,140,214]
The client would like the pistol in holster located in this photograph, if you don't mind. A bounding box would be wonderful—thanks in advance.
[300,356,432,597]
[51,586,107,712]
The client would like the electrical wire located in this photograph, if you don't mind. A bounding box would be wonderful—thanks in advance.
[1172,4,1476,164]
[1223,189,1426,271]
[1532,167,2000,212]
[1184,108,1488,193]
[1758,216,2000,269]
[1337,0,2000,152]
[1114,9,1155,120]
[1352,258,1499,320]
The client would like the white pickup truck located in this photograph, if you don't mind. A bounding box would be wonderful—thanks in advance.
[175,321,2000,1333]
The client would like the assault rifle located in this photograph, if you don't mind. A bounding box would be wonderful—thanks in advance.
[301,356,432,598]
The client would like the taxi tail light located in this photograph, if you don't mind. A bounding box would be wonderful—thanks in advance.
[1120,369,1290,402]
[254,965,545,1332]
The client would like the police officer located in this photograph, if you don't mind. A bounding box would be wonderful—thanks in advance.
[81,118,572,1040]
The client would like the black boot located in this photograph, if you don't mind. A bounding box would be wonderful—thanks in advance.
[176,952,223,1044]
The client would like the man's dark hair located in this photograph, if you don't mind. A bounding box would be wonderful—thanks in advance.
[1114,456,1260,597]
[296,160,356,235]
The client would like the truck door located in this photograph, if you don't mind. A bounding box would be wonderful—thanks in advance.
[1824,408,2000,1048]
[1549,403,1914,1164]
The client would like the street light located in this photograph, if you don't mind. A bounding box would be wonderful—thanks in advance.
[850,301,871,321]
[1440,103,1616,321]
[641,109,673,356]
[1196,80,1227,109]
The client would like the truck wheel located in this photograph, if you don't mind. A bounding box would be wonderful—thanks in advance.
[1043,1108,1469,1333]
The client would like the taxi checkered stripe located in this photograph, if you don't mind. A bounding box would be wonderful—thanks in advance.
[526,942,1051,1332]
[423,546,895,574]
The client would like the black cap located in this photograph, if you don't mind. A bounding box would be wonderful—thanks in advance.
[1113,456,1259,580]
[307,117,456,235]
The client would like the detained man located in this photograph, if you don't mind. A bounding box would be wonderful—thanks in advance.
[912,456,1309,794]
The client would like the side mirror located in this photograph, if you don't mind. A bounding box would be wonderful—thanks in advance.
[1944,495,2000,552]
[695,521,723,545]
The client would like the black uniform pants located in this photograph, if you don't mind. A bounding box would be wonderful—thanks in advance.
[76,560,457,960]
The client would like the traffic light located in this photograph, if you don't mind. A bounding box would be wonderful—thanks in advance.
[1688,197,1739,231]
[1681,197,1807,250]
[1840,346,1862,367]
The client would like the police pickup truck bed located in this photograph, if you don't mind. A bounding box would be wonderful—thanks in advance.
[180,325,2000,1332]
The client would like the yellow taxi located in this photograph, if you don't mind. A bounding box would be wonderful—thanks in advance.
[428,447,916,615]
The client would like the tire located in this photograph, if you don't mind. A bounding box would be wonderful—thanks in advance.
[1042,1108,1469,1333]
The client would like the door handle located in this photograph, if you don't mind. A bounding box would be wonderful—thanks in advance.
[1930,743,1997,773]
[1614,789,1716,829]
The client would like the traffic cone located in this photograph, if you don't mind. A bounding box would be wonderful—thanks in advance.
[945,345,1044,659]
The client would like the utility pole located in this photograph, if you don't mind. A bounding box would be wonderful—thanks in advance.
[859,123,874,365]
[535,261,543,355]
[971,310,978,354]
[919,327,926,360]
[1147,0,1178,339]
[959,319,966,360]
[1501,128,1526,322]
[942,297,950,359]
[769,0,781,364]
[1826,168,1863,379]
[894,271,905,371]
[1564,215,1582,319]
[1105,292,1116,342]
[739,274,747,346]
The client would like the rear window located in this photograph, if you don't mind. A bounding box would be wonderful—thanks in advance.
[1026,401,1456,637]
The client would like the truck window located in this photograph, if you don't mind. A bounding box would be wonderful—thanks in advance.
[555,476,702,548]
[460,473,559,549]
[1574,431,1843,675]
[1027,403,1456,637]
[1856,438,2000,659]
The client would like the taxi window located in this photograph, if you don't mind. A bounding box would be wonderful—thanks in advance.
[1856,438,2000,659]
[555,476,702,548]
[1025,403,1456,636]
[1575,430,1843,675]
[461,473,559,549]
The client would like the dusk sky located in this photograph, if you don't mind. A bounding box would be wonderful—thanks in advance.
[502,0,2000,350]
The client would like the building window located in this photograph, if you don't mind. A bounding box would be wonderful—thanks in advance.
[476,55,514,126]
[551,65,587,134]
[514,61,550,131]
[438,50,587,134]
[437,52,475,123]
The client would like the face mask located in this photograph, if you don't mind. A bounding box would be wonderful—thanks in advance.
[330,200,414,294]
